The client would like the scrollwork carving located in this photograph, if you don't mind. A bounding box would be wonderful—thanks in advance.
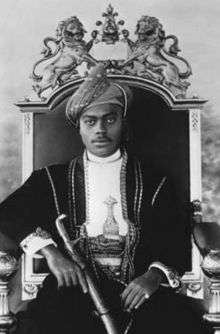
[24,113,31,135]
[191,110,200,132]
[191,199,202,224]
[31,16,97,99]
[120,16,192,98]
[30,5,192,100]
[23,283,39,297]
[186,282,202,294]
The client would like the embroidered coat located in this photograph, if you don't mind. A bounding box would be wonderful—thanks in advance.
[0,153,191,281]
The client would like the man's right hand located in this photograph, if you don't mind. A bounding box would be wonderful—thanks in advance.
[39,245,88,293]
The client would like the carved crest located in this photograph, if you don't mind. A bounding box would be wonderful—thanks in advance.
[94,4,125,44]
[31,4,192,100]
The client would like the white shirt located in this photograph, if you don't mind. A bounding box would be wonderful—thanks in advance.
[85,149,128,237]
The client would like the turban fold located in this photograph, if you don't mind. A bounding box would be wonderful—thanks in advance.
[66,63,133,127]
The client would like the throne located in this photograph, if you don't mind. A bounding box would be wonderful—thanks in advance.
[0,5,219,333]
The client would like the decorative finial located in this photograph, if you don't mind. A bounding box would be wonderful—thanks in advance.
[95,4,124,44]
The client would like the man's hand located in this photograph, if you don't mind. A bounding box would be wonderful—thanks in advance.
[121,267,163,312]
[39,245,88,293]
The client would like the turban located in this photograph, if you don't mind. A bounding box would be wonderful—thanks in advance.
[66,63,133,127]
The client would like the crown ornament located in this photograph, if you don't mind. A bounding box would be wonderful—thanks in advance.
[94,4,124,44]
[30,4,192,100]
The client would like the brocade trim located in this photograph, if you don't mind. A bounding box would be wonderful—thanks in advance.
[20,227,53,253]
[119,151,133,282]
[83,151,91,226]
[127,158,143,282]
[120,150,128,220]
[134,158,139,224]
[68,157,78,239]
[119,155,143,283]
[148,261,181,289]
[45,167,61,216]
[136,160,143,226]
[151,176,167,206]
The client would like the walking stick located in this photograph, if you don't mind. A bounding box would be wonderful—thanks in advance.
[55,214,120,334]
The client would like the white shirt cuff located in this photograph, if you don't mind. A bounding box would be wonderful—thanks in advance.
[20,227,57,256]
[148,262,181,288]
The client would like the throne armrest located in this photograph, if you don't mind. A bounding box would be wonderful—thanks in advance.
[0,251,18,333]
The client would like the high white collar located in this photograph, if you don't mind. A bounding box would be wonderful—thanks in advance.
[86,149,121,163]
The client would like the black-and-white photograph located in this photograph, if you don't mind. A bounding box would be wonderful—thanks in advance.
[0,0,219,333]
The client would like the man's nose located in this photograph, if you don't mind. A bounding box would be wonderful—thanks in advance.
[96,120,106,134]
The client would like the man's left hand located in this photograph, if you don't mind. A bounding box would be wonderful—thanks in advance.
[121,268,163,312]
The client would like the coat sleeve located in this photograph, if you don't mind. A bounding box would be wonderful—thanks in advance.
[148,176,192,277]
[0,169,54,246]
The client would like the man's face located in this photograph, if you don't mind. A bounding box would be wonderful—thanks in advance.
[79,104,123,157]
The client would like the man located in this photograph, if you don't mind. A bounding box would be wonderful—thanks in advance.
[0,64,211,333]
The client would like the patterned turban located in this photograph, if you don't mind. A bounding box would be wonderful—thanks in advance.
[66,63,133,127]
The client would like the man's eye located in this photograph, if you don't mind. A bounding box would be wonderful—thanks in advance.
[106,117,116,124]
[85,119,95,126]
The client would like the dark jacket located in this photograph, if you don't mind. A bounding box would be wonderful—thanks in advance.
[0,153,191,280]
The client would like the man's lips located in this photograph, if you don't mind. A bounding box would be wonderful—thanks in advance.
[92,138,111,143]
